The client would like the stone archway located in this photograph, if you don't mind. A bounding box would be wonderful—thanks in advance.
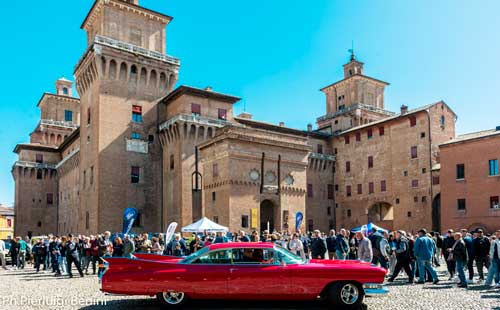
[432,193,441,232]
[260,199,275,232]
[367,202,394,231]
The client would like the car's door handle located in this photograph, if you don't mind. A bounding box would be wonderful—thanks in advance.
[229,268,238,273]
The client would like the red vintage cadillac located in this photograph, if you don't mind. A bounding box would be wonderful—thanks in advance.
[100,242,387,308]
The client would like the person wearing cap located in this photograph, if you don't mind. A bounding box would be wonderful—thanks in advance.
[414,228,439,284]
[472,229,490,282]
[311,230,327,259]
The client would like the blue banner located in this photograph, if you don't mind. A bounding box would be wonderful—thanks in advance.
[123,208,138,235]
[295,212,303,231]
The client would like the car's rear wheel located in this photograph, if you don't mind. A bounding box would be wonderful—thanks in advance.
[326,282,364,308]
[156,291,187,308]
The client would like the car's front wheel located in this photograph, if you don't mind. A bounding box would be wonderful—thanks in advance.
[156,291,187,308]
[326,282,364,308]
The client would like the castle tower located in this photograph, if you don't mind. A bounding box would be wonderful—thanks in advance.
[74,0,180,233]
[316,53,393,134]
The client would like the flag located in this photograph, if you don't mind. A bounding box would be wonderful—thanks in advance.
[165,222,178,244]
[122,208,138,235]
[295,212,303,231]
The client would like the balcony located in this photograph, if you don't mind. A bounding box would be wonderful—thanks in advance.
[76,35,180,70]
[159,114,233,132]
[309,152,336,162]
[14,161,56,170]
[40,119,79,129]
[317,103,395,123]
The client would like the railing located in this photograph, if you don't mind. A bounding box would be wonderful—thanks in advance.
[159,114,233,131]
[75,35,180,70]
[40,119,79,129]
[309,152,336,161]
[15,161,56,170]
[317,103,395,122]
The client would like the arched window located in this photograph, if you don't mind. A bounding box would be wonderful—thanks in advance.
[168,73,176,90]
[140,67,147,87]
[130,65,138,85]
[101,56,106,77]
[62,87,68,95]
[119,62,127,81]
[159,72,166,91]
[440,115,445,126]
[150,70,157,87]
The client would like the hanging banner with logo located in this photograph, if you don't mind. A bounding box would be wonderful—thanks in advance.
[251,208,258,228]
[122,208,138,235]
[295,212,304,231]
[165,222,178,244]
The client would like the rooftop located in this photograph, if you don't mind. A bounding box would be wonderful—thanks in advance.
[440,128,500,147]
[160,85,241,105]
[235,117,330,139]
[320,73,389,91]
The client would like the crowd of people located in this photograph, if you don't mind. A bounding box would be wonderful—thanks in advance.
[0,227,499,290]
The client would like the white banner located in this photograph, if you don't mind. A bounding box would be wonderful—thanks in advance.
[165,222,178,244]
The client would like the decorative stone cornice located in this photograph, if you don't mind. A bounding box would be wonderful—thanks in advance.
[14,161,56,170]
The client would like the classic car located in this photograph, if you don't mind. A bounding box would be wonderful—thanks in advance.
[100,242,387,308]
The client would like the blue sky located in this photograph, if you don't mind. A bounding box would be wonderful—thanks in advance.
[1,0,499,206]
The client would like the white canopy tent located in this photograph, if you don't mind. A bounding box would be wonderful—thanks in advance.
[181,217,229,233]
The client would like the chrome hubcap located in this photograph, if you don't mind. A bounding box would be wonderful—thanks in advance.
[162,291,185,305]
[340,284,359,305]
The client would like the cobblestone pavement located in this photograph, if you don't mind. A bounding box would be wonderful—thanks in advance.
[0,264,498,310]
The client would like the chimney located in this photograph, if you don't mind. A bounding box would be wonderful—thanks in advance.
[237,112,253,119]
[400,105,408,114]
[204,86,213,91]
[307,124,313,132]
[279,122,285,127]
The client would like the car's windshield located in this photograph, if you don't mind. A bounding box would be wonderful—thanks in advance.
[179,247,209,264]
[273,246,307,265]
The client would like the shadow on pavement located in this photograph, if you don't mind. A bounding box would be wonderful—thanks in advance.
[81,299,369,310]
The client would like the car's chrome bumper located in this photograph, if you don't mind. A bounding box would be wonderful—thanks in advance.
[363,283,389,296]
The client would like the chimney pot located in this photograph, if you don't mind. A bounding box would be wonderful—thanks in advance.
[307,124,313,132]
[279,122,285,127]
[204,86,213,91]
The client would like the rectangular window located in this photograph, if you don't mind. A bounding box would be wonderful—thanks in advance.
[85,212,89,230]
[90,166,94,185]
[37,170,42,180]
[368,156,373,168]
[346,161,351,173]
[87,107,91,125]
[335,184,339,191]
[356,132,361,142]
[327,184,334,200]
[170,154,174,170]
[308,219,314,232]
[148,135,154,143]
[456,164,465,179]
[491,196,500,209]
[367,129,373,139]
[357,184,362,195]
[191,103,201,116]
[457,198,466,210]
[432,176,440,185]
[411,179,418,188]
[213,163,219,177]
[131,166,140,183]
[241,215,249,228]
[35,154,43,163]
[212,191,216,201]
[132,105,142,123]
[64,110,73,122]
[307,184,313,197]
[369,182,374,194]
[414,196,418,203]
[317,144,323,154]
[379,127,385,136]
[407,212,412,217]
[489,159,499,176]
[347,209,352,217]
[409,115,417,127]
[218,108,227,120]
[411,146,418,159]
[213,216,219,223]
[422,196,427,203]
[83,170,86,188]
[345,135,350,144]
[346,185,352,197]
[381,180,386,192]
[327,207,331,216]
[420,132,426,138]
[131,132,141,139]
[46,193,53,205]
